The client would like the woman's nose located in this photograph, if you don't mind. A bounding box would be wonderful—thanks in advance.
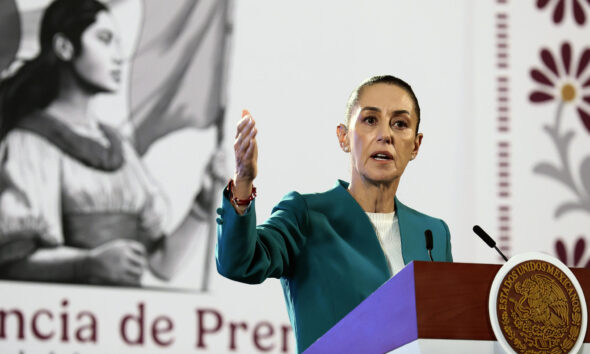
[377,136,392,144]
[112,41,124,65]
[376,127,393,144]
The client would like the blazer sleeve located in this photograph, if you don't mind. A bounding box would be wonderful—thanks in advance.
[215,189,309,284]
[441,219,453,262]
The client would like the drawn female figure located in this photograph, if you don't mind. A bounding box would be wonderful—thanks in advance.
[0,0,218,287]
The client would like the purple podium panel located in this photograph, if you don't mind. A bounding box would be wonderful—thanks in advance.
[305,262,419,354]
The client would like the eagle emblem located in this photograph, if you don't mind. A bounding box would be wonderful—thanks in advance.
[496,260,583,353]
[513,273,569,328]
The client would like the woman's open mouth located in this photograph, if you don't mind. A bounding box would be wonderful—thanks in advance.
[370,152,393,161]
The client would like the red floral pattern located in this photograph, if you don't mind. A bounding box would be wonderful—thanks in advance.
[536,0,590,25]
[529,41,590,133]
[555,237,590,268]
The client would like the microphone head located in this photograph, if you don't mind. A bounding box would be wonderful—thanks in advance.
[424,229,433,250]
[473,225,496,248]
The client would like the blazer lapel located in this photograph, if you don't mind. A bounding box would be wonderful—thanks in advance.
[395,196,429,264]
[334,180,391,275]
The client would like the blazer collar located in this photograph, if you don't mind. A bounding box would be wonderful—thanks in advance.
[332,180,390,273]
[335,180,418,266]
[394,197,412,264]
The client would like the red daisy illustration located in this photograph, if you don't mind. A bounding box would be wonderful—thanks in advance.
[555,237,590,268]
[536,0,590,25]
[530,41,590,133]
[530,42,590,219]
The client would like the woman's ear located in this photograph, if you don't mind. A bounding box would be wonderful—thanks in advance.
[410,133,423,160]
[53,33,74,61]
[336,124,350,152]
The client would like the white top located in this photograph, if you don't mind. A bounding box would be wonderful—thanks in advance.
[366,211,405,276]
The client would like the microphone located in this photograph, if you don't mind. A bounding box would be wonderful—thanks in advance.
[424,229,434,261]
[472,225,508,262]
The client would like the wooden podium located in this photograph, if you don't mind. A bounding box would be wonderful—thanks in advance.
[304,261,590,353]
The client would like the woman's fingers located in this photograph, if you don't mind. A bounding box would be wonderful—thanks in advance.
[244,131,257,159]
[235,117,256,153]
[233,109,258,182]
[239,129,251,149]
[235,116,251,138]
[240,128,257,151]
[126,240,146,257]
[236,111,255,136]
[235,116,254,140]
[238,128,257,160]
[234,135,251,159]
[125,260,144,278]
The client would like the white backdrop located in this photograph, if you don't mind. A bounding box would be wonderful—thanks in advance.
[226,0,477,262]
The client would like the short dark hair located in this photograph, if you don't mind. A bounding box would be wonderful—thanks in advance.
[345,75,421,134]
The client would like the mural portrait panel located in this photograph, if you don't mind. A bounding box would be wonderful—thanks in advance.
[0,0,232,292]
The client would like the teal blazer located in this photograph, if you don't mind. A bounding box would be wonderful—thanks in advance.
[216,180,452,353]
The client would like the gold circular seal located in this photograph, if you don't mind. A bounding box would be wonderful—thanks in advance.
[496,259,583,353]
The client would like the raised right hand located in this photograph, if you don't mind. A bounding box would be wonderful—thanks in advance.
[233,110,258,199]
[85,239,147,286]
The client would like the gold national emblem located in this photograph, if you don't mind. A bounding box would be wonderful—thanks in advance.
[497,260,583,353]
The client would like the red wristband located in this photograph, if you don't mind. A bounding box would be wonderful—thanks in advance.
[228,179,257,206]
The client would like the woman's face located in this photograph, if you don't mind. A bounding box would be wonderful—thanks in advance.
[344,83,423,185]
[72,11,122,93]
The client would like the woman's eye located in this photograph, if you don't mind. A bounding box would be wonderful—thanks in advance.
[392,120,408,128]
[363,116,377,125]
[97,31,113,44]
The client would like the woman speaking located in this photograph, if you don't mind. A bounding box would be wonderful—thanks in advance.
[216,75,453,352]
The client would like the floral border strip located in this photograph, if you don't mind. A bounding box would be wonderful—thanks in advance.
[496,2,511,259]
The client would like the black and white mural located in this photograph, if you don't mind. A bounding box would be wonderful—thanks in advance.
[0,0,230,291]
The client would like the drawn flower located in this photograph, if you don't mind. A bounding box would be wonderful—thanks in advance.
[555,237,590,268]
[536,0,590,25]
[529,42,590,133]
